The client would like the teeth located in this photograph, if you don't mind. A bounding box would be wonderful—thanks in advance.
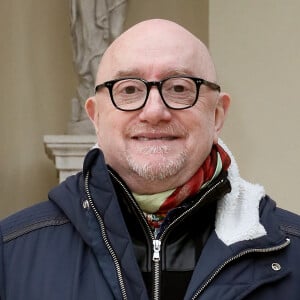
[137,137,174,141]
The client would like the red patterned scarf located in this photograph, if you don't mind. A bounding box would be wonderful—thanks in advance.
[144,143,231,229]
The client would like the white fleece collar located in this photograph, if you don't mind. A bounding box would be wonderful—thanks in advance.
[215,140,267,246]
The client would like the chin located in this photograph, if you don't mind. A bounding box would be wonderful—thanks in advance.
[127,154,187,182]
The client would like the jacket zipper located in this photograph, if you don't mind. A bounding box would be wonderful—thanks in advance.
[84,171,128,300]
[191,237,291,299]
[152,239,161,300]
[109,170,226,300]
[108,171,160,299]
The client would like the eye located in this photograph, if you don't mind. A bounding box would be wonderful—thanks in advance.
[172,84,186,93]
[114,79,144,96]
[124,85,137,94]
[164,78,195,93]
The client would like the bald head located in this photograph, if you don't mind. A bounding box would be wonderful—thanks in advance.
[96,19,217,84]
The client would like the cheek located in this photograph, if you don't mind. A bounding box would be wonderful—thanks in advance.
[95,112,110,147]
[183,107,217,152]
[194,99,217,130]
[189,101,216,128]
[96,111,127,145]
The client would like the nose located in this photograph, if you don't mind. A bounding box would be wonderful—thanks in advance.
[138,86,172,124]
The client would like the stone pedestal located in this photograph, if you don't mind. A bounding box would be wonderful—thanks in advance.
[44,135,97,182]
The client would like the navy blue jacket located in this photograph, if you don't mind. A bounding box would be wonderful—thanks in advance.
[1,149,300,299]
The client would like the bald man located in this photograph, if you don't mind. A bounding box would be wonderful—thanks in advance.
[1,19,300,300]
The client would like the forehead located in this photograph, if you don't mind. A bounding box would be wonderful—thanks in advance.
[98,26,207,81]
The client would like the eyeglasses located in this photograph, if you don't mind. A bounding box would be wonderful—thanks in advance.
[95,75,221,111]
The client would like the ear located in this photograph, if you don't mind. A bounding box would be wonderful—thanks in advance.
[85,96,99,133]
[213,92,231,144]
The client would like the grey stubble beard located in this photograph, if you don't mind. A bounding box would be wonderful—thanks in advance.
[125,145,188,182]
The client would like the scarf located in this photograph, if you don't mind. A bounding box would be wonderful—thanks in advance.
[135,143,231,230]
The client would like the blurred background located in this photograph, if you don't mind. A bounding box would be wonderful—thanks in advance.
[1,0,299,218]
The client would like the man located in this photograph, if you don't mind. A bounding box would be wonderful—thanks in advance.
[1,19,300,300]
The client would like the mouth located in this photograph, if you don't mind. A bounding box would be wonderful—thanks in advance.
[128,124,186,143]
[131,133,178,141]
[133,136,177,141]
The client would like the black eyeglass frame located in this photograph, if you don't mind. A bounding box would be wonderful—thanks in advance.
[95,75,221,111]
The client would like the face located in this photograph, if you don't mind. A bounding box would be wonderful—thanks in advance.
[86,20,230,194]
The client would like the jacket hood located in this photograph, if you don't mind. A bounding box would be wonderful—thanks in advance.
[48,166,92,246]
[48,148,131,249]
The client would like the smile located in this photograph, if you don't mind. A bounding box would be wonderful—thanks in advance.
[134,136,177,141]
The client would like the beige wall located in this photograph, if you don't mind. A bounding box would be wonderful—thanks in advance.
[124,0,208,44]
[210,1,300,213]
[0,1,77,218]
[1,0,299,218]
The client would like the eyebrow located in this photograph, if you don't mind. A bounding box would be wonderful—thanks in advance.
[113,69,142,79]
[112,68,197,80]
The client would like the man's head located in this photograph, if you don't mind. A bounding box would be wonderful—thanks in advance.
[86,19,230,194]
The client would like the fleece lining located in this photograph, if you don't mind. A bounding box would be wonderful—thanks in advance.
[215,140,267,246]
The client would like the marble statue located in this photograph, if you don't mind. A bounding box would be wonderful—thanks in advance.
[69,0,127,134]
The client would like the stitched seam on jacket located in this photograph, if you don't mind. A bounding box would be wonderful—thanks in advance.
[3,217,70,243]
[280,224,300,237]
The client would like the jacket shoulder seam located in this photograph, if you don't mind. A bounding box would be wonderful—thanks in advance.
[2,216,70,243]
[280,223,300,238]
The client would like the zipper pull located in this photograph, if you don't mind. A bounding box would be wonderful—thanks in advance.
[152,240,161,262]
